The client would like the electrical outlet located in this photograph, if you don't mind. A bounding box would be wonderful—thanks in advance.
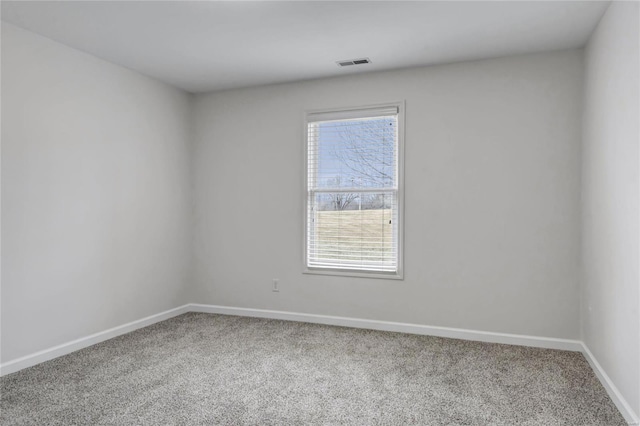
[272,278,280,292]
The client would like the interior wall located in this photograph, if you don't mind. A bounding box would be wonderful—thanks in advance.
[581,1,640,418]
[1,23,193,363]
[192,49,584,339]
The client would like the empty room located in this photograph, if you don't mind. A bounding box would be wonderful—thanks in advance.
[1,1,638,424]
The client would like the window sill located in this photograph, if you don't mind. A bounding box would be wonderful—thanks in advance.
[303,267,404,280]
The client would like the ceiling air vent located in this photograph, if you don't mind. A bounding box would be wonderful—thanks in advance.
[337,58,371,67]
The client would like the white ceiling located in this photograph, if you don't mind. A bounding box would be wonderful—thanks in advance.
[1,1,609,93]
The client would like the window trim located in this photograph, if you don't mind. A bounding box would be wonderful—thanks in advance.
[302,101,405,280]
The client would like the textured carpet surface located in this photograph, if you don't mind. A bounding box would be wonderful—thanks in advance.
[0,313,626,425]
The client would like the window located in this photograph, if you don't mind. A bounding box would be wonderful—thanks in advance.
[304,103,404,278]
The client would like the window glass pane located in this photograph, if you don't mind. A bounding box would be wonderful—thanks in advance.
[310,117,396,190]
[308,192,397,271]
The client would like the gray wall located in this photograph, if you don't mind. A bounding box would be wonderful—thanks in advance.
[192,50,584,339]
[1,24,193,362]
[581,1,640,418]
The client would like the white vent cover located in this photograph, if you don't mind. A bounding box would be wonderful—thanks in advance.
[336,58,371,67]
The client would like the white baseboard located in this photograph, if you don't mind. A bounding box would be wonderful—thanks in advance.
[581,343,639,426]
[188,303,583,352]
[0,304,190,377]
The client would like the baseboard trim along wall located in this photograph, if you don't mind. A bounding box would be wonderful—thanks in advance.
[189,304,582,351]
[0,302,582,377]
[0,304,191,377]
[581,343,640,426]
[2,303,636,425]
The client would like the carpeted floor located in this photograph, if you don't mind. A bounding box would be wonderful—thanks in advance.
[0,313,626,425]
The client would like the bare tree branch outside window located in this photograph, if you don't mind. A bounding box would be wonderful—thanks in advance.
[315,118,395,211]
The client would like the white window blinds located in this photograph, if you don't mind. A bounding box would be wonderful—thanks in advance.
[306,105,401,274]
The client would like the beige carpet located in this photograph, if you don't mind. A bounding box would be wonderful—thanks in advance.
[0,313,626,425]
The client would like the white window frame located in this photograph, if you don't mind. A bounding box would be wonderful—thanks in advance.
[303,102,405,279]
